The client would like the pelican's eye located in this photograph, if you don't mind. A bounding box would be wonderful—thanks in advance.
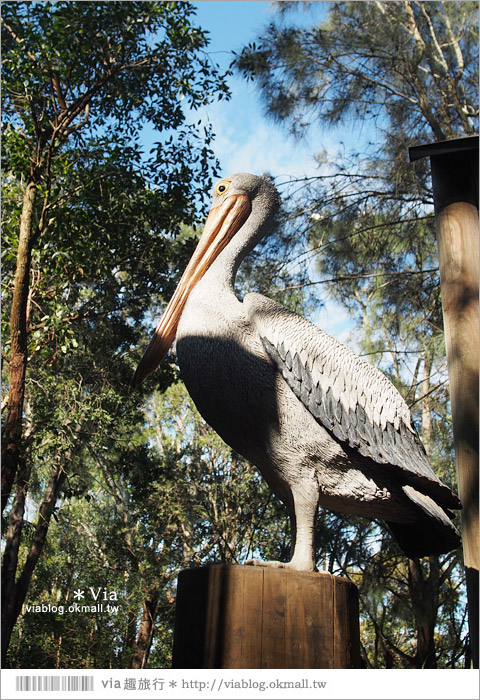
[215,180,231,196]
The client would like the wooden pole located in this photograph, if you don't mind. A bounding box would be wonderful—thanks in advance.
[410,136,479,668]
[171,565,361,669]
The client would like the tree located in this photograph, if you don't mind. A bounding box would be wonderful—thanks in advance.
[1,0,229,664]
[234,0,478,279]
[233,0,477,666]
[235,1,477,138]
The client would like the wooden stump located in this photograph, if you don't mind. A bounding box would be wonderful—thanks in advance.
[171,565,360,669]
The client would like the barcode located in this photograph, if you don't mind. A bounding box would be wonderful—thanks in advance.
[15,676,94,691]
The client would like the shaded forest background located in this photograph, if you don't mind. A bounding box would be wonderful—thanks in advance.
[1,0,478,669]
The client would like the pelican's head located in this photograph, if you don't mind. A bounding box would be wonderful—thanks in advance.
[132,173,279,387]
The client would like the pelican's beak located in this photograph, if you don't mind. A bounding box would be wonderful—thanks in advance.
[132,193,251,387]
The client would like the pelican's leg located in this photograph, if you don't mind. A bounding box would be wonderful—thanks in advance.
[285,488,318,571]
[245,484,318,572]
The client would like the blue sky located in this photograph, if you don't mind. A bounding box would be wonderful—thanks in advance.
[190,1,332,179]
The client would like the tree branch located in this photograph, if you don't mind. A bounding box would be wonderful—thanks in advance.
[280,267,439,292]
[1,18,39,65]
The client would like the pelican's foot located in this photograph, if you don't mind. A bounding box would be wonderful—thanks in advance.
[245,559,288,568]
[244,558,316,572]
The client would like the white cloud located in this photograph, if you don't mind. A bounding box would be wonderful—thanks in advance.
[197,79,325,181]
[312,298,357,346]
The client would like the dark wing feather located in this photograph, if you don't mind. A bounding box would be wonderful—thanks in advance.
[246,293,460,510]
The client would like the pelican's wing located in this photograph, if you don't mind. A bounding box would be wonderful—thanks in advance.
[246,293,460,510]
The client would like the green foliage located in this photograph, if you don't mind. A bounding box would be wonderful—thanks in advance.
[234,1,478,141]
[2,1,228,137]
[140,382,290,567]
[314,511,465,668]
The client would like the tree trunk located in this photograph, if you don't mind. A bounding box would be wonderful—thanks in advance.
[2,181,36,512]
[130,590,160,669]
[408,557,440,668]
[421,349,433,455]
[1,459,67,666]
[1,460,33,634]
[122,608,139,665]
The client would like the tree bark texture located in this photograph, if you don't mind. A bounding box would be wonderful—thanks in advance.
[408,557,440,668]
[2,182,37,512]
[435,198,479,570]
[430,148,479,668]
[130,590,160,669]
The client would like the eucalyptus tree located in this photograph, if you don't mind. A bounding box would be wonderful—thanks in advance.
[1,0,229,664]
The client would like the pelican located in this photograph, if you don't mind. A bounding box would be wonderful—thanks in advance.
[133,173,461,571]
